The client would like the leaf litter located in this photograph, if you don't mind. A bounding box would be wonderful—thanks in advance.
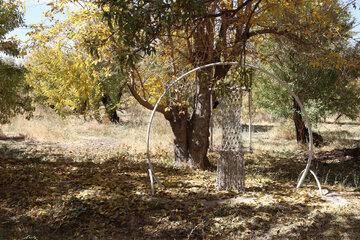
[0,139,360,239]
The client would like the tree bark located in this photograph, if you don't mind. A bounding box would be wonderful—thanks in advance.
[167,69,213,170]
[292,98,308,145]
[168,109,189,163]
[292,97,323,146]
[187,69,213,169]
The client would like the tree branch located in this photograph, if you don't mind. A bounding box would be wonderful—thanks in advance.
[247,27,304,44]
[206,0,255,18]
[127,74,171,119]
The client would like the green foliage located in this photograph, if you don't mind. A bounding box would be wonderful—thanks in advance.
[0,1,33,124]
[0,59,33,124]
[0,0,23,56]
[254,6,360,125]
[255,43,360,124]
[99,70,127,121]
[99,0,206,67]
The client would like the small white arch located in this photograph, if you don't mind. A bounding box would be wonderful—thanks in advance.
[146,62,316,195]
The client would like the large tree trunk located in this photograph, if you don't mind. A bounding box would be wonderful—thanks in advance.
[168,109,189,163]
[168,69,213,170]
[169,114,212,170]
[187,69,213,169]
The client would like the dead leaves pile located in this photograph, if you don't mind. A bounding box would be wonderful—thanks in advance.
[1,141,360,239]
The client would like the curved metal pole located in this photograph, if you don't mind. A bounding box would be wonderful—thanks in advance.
[146,62,314,194]
[247,64,314,189]
[298,169,323,195]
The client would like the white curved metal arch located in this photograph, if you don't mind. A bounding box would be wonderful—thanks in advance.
[146,62,315,194]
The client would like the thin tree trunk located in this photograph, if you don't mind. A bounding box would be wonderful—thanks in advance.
[292,98,308,144]
[292,98,323,146]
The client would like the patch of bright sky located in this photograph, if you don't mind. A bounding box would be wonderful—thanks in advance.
[7,0,78,42]
[349,4,360,41]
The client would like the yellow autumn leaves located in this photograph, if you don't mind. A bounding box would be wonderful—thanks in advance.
[25,0,117,115]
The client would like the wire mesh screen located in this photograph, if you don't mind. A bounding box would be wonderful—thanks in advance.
[210,88,243,152]
[214,88,245,191]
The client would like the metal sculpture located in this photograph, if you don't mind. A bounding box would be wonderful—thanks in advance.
[146,62,319,195]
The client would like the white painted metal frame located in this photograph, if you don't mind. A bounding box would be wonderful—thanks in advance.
[146,62,319,195]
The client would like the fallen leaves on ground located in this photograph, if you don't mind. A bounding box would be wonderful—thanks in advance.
[0,140,359,239]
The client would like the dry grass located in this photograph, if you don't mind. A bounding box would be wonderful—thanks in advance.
[268,120,296,140]
[1,104,173,154]
[2,104,359,156]
[316,120,360,151]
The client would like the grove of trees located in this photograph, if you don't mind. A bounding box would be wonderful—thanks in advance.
[1,0,359,190]
[93,0,359,171]
[254,8,360,145]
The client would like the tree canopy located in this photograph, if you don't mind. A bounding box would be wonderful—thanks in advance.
[252,5,360,143]
[25,1,126,120]
[95,0,356,170]
[24,0,360,189]
[0,0,33,124]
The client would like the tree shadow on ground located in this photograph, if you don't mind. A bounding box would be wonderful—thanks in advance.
[297,211,360,239]
[0,141,195,239]
[241,124,274,133]
[1,141,360,239]
[324,121,360,126]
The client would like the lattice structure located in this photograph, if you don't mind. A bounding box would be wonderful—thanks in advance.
[210,87,252,153]
[212,88,245,191]
[218,89,243,152]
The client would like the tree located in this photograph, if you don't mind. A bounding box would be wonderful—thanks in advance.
[0,0,33,124]
[254,8,360,145]
[25,2,126,121]
[96,0,349,169]
[29,0,354,190]
[25,46,102,116]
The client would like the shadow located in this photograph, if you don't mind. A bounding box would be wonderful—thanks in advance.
[295,212,360,239]
[0,136,25,142]
[1,142,360,239]
[241,124,274,133]
[324,121,360,126]
[0,142,195,239]
[312,147,360,188]
[316,148,360,162]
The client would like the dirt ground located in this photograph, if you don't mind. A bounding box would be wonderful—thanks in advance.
[1,109,360,239]
[1,132,359,239]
